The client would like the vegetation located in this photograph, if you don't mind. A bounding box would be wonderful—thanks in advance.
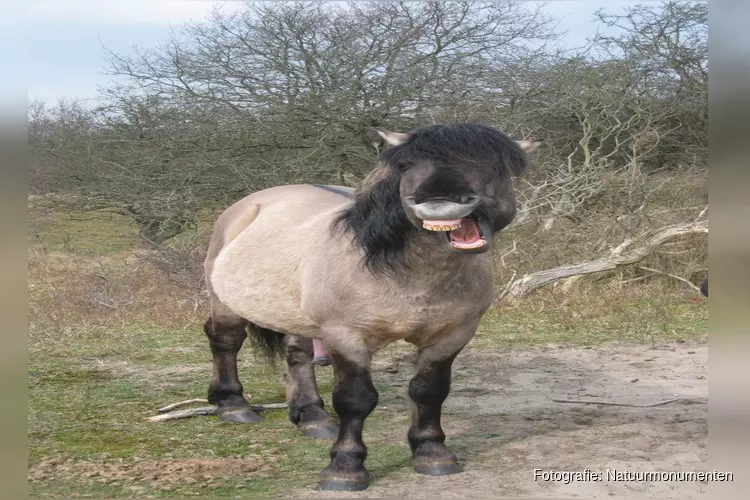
[27,1,707,496]
[27,203,706,497]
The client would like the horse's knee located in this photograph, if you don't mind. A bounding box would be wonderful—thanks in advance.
[332,367,378,418]
[409,359,452,405]
[204,315,248,347]
[285,337,314,366]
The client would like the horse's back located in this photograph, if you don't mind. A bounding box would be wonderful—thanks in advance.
[207,184,352,259]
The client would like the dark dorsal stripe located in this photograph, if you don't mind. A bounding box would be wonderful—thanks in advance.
[311,184,355,199]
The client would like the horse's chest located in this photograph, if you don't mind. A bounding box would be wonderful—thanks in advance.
[357,280,492,341]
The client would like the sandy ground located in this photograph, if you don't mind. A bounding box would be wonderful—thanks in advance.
[297,341,709,498]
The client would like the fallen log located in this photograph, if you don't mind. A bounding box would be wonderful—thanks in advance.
[502,220,708,299]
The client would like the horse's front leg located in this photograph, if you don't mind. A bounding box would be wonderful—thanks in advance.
[318,341,377,491]
[408,322,477,476]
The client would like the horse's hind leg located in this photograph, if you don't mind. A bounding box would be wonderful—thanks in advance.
[204,298,261,423]
[407,324,477,476]
[283,335,339,439]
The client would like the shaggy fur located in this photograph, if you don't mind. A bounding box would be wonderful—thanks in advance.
[332,172,417,276]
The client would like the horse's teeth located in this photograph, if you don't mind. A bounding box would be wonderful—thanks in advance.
[423,222,462,231]
[451,238,487,249]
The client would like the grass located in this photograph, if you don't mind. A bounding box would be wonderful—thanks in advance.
[474,293,707,348]
[29,197,140,254]
[28,321,413,497]
[27,201,708,497]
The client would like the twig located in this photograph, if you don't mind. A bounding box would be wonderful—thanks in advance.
[157,393,253,413]
[145,403,288,423]
[499,240,518,267]
[552,398,685,408]
[158,399,209,413]
[637,266,700,292]
[496,269,518,302]
[146,407,218,422]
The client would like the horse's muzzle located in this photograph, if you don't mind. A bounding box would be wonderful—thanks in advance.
[405,196,480,220]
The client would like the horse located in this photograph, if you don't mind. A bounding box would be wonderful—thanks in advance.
[202,123,541,491]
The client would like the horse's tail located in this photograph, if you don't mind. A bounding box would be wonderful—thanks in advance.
[700,278,708,297]
[247,322,286,365]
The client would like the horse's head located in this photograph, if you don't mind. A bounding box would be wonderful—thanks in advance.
[380,124,539,254]
[335,123,540,274]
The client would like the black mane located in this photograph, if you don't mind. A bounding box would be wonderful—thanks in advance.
[332,172,416,277]
[332,123,529,276]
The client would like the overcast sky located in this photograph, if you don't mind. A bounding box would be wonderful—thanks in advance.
[20,0,644,104]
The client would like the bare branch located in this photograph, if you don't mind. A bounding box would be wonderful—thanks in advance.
[505,221,707,299]
[552,397,704,408]
[637,265,700,292]
[145,403,288,422]
[157,399,209,413]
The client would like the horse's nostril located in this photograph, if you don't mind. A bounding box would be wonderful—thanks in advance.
[460,195,480,205]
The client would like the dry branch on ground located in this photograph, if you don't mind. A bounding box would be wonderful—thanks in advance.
[502,220,708,299]
[146,401,288,422]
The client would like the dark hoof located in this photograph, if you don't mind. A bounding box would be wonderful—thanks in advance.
[313,356,331,367]
[217,406,262,423]
[319,471,369,491]
[300,422,340,439]
[413,460,460,476]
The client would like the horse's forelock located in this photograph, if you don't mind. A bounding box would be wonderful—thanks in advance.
[380,123,529,179]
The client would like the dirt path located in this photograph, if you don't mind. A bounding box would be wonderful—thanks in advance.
[297,341,708,498]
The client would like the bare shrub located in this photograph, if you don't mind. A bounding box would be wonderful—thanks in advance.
[140,233,210,312]
[28,250,208,354]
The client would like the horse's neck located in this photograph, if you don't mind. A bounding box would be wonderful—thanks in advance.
[400,235,481,285]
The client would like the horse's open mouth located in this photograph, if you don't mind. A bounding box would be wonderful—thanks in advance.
[422,217,488,250]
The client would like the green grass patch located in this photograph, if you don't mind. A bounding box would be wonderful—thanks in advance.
[28,318,412,497]
[474,294,707,349]
[29,203,140,254]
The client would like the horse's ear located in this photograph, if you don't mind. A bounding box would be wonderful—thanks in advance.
[515,139,543,154]
[376,128,410,146]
